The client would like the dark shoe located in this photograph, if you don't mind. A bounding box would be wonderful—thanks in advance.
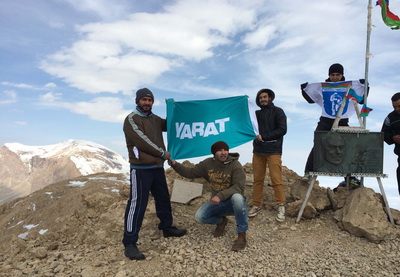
[124,244,145,260]
[349,177,362,190]
[213,216,228,237]
[231,232,247,251]
[163,226,187,238]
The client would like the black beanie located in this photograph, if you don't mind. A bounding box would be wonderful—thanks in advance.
[135,88,154,104]
[328,63,344,75]
[211,141,229,155]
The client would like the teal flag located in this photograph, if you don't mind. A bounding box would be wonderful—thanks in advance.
[167,95,258,159]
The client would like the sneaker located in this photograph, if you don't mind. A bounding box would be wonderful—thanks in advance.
[301,173,310,181]
[248,206,261,218]
[124,244,145,260]
[276,204,285,222]
[349,177,362,190]
[163,226,187,238]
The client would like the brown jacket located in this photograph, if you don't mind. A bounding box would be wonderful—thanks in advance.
[123,108,167,168]
[171,153,245,201]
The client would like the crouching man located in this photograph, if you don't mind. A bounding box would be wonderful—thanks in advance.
[169,141,248,251]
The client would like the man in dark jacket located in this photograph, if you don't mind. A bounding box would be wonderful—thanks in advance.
[248,89,287,221]
[122,88,186,260]
[381,92,400,195]
[169,141,248,251]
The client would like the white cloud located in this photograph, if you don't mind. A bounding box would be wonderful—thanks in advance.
[243,24,277,49]
[14,121,27,126]
[1,82,33,89]
[0,90,17,104]
[40,92,62,102]
[53,97,130,122]
[40,0,262,94]
[44,82,57,88]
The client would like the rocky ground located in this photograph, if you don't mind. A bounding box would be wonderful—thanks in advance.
[0,165,399,277]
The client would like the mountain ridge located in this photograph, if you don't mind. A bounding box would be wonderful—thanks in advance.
[0,166,399,276]
[0,140,129,205]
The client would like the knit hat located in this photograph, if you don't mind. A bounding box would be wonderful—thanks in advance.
[255,88,275,107]
[211,141,229,155]
[135,88,154,104]
[328,63,344,75]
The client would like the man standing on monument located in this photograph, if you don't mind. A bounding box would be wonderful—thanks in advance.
[300,63,365,186]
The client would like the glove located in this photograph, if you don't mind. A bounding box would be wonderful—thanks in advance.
[301,82,308,89]
[359,79,365,84]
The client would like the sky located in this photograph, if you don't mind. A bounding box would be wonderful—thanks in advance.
[1,0,400,209]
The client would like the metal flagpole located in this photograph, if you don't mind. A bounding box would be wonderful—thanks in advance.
[363,0,373,127]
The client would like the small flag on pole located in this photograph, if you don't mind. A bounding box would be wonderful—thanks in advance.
[360,104,373,117]
[345,88,364,103]
[377,0,400,30]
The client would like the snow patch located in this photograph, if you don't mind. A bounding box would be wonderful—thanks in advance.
[39,229,48,235]
[18,232,29,239]
[67,181,86,187]
[24,224,39,230]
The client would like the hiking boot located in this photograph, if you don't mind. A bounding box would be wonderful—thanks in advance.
[124,244,145,260]
[231,232,247,251]
[276,204,285,222]
[248,206,261,218]
[163,226,187,238]
[213,216,228,237]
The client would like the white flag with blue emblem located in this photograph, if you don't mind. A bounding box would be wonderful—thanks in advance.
[303,80,365,119]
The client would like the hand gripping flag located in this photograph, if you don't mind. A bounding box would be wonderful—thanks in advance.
[360,104,373,117]
[377,0,400,30]
[166,95,258,159]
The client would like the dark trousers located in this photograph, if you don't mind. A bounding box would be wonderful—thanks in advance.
[305,116,349,173]
[122,167,173,246]
[397,156,400,195]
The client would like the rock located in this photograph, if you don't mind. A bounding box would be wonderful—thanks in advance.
[83,192,114,208]
[286,200,317,219]
[336,188,398,242]
[33,247,47,259]
[327,188,338,210]
[115,270,127,277]
[47,242,58,251]
[289,179,331,211]
[390,208,400,225]
[333,186,352,209]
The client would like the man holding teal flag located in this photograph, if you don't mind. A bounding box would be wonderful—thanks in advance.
[166,95,258,159]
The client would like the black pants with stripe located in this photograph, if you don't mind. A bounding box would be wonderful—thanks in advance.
[122,167,173,246]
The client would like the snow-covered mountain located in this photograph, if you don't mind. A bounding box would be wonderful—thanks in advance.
[0,139,129,205]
